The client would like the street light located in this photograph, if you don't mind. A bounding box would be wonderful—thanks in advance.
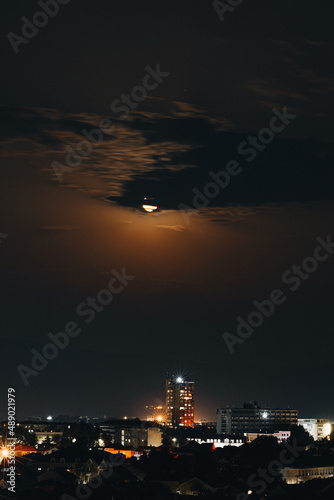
[0,448,9,459]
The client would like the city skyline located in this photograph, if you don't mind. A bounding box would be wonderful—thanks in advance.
[1,0,334,424]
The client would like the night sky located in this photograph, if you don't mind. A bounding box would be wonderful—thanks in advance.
[1,0,333,421]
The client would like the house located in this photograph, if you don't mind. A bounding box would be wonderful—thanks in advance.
[176,477,215,496]
[0,479,8,490]
[37,469,75,485]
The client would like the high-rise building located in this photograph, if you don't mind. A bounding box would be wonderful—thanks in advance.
[216,401,298,434]
[166,374,194,427]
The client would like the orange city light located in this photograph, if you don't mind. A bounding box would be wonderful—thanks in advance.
[0,448,9,458]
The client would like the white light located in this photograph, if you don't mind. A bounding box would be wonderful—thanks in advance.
[176,377,183,383]
[47,416,52,421]
[142,204,158,213]
[262,412,268,419]
[324,423,332,436]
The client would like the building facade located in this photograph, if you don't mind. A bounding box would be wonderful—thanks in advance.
[298,419,332,441]
[166,374,194,427]
[116,426,162,448]
[100,418,162,448]
[281,465,334,484]
[216,402,298,434]
[187,437,243,448]
[245,430,291,443]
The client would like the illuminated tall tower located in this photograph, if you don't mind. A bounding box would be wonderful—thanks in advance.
[166,374,194,427]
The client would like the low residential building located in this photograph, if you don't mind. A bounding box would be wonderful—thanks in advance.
[187,437,244,448]
[35,431,63,444]
[117,426,162,449]
[245,430,291,443]
[281,464,334,484]
[298,419,332,441]
[100,418,162,448]
[176,478,215,496]
[37,469,75,486]
[26,447,112,481]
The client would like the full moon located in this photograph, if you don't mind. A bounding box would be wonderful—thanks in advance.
[142,204,158,213]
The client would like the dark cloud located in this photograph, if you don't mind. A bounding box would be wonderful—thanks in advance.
[1,106,334,215]
[0,106,113,149]
[108,131,334,210]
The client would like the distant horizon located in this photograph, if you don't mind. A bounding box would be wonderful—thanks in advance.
[4,405,333,423]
